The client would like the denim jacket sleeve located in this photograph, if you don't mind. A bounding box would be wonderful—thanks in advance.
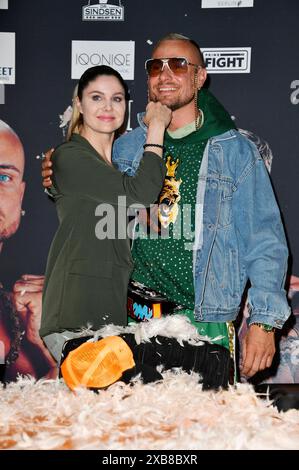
[233,139,290,328]
[113,126,146,176]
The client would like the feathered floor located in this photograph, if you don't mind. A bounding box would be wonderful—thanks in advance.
[1,316,299,450]
[1,374,299,450]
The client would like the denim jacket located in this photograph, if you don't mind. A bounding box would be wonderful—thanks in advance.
[113,113,290,328]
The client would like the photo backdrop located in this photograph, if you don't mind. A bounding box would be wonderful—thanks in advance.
[1,0,298,287]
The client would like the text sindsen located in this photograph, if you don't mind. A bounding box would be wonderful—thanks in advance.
[82,3,124,21]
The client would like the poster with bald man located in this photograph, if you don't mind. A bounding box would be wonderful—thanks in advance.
[0,120,56,381]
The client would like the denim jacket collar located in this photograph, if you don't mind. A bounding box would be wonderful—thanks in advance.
[137,112,147,132]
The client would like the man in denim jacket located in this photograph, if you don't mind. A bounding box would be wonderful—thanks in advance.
[43,34,290,378]
[113,34,290,378]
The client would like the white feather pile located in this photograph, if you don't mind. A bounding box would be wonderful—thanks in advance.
[1,316,298,450]
[85,315,211,346]
[1,373,299,450]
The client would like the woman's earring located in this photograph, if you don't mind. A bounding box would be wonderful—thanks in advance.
[21,209,26,216]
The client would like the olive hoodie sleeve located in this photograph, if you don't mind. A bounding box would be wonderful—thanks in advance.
[52,140,166,207]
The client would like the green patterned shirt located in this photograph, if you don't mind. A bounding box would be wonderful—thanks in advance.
[131,126,206,309]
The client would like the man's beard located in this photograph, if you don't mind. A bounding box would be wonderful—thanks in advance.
[150,91,195,111]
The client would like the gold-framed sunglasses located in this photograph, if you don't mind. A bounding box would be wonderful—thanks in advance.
[145,57,200,77]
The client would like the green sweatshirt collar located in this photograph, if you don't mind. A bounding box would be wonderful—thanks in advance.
[164,88,236,144]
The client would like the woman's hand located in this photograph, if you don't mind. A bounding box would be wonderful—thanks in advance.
[144,102,172,157]
[144,101,172,129]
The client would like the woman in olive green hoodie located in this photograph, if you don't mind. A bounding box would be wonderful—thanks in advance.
[41,65,171,362]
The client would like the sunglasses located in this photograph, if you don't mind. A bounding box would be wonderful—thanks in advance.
[145,57,200,77]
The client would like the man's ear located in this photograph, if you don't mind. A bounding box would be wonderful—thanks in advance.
[197,67,207,89]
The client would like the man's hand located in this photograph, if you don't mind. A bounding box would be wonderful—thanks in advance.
[12,275,45,346]
[241,324,275,378]
[41,148,54,188]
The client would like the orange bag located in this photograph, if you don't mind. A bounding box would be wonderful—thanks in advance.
[60,335,135,391]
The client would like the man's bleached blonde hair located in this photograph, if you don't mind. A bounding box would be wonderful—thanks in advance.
[152,33,206,68]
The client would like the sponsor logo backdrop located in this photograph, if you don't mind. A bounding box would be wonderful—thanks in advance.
[82,1,125,21]
[201,0,254,8]
[71,40,135,79]
[0,32,15,84]
[202,47,251,73]
[0,0,8,9]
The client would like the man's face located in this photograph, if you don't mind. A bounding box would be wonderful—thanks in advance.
[148,40,206,111]
[0,131,25,242]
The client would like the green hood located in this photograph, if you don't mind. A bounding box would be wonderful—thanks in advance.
[165,88,236,144]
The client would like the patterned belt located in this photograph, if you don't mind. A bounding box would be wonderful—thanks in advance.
[127,281,185,322]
